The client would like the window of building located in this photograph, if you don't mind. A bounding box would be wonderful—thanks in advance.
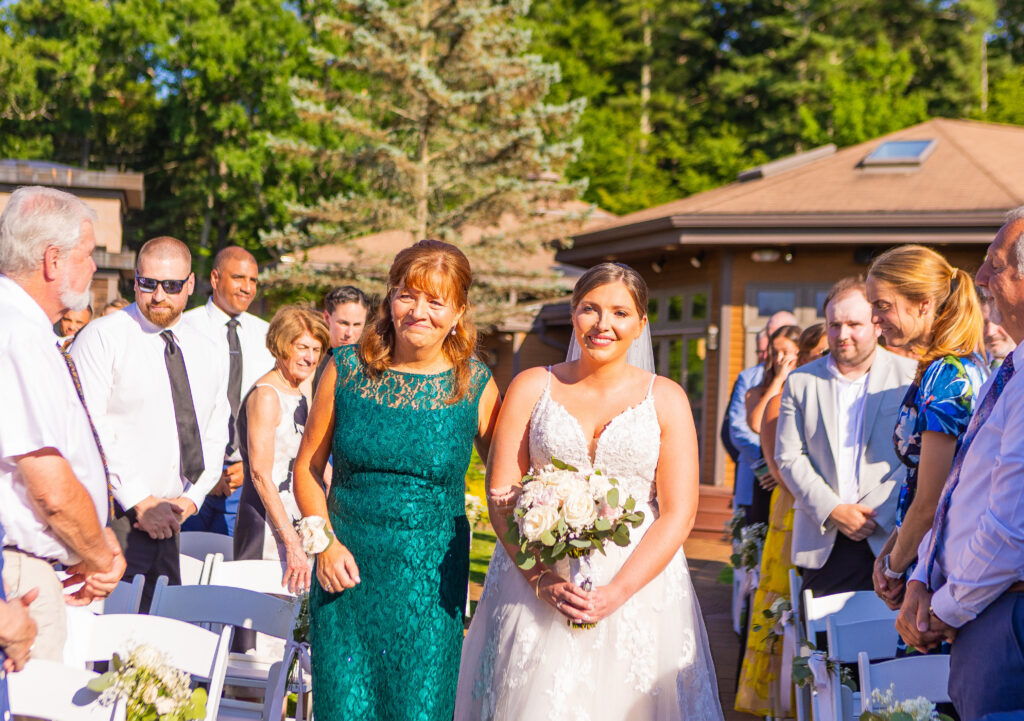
[861,139,937,166]
[744,282,833,367]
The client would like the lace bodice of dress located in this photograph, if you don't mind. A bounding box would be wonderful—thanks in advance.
[528,369,661,505]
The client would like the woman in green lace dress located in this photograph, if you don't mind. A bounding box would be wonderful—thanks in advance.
[293,240,501,721]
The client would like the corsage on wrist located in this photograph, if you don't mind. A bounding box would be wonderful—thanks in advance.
[296,516,335,556]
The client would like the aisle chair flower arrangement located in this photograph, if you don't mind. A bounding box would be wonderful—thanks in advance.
[860,685,954,721]
[503,458,645,629]
[88,645,207,721]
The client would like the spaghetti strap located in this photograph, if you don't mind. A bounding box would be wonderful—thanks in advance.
[646,373,657,396]
[544,366,553,392]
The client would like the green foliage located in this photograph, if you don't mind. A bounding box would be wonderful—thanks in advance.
[265,0,587,326]
[0,0,1021,269]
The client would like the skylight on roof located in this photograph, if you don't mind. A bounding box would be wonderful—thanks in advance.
[862,139,937,166]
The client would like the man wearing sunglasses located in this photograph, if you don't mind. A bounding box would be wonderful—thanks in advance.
[71,236,230,609]
[181,246,273,537]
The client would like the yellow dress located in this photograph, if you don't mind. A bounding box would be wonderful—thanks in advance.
[735,484,795,717]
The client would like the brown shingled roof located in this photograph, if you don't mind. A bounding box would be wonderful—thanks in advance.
[588,118,1024,233]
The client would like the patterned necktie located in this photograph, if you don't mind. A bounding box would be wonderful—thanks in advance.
[226,318,242,455]
[160,330,206,484]
[58,344,115,519]
[924,352,1016,587]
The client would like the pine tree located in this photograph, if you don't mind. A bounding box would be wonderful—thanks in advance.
[264,0,587,327]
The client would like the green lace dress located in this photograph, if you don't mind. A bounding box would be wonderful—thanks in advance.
[310,345,490,720]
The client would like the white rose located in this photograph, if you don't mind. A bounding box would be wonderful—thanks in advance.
[563,490,598,530]
[588,474,613,501]
[519,505,559,542]
[154,696,177,716]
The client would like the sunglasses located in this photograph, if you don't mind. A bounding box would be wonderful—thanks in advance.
[135,273,192,294]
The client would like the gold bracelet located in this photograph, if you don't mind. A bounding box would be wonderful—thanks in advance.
[534,569,550,598]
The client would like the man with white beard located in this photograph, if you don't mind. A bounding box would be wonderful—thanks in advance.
[0,186,125,661]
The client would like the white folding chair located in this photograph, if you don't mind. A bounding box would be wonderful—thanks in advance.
[820,617,901,721]
[150,579,301,691]
[70,612,232,721]
[87,574,145,614]
[788,568,811,721]
[858,652,951,712]
[803,589,895,644]
[8,658,124,721]
[180,552,217,586]
[181,531,235,561]
[150,580,303,721]
[801,591,898,721]
[206,556,293,597]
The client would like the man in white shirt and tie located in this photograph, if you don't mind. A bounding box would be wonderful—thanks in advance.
[0,186,125,661]
[180,246,273,536]
[896,209,1024,720]
[776,277,917,596]
[72,236,229,608]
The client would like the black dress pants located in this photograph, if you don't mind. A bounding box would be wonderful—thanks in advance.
[110,511,180,613]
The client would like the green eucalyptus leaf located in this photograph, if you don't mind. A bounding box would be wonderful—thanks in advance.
[570,539,590,548]
[592,536,606,555]
[624,497,635,511]
[606,488,620,508]
[540,530,556,546]
[86,671,115,692]
[594,518,611,532]
[551,457,567,469]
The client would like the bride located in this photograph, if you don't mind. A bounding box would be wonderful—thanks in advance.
[455,263,723,720]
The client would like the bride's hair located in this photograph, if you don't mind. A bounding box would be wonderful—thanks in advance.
[571,262,648,317]
[359,239,477,404]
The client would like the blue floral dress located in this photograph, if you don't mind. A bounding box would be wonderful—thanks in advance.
[892,354,986,656]
[893,353,988,531]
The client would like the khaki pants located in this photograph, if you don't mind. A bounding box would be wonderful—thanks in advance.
[1,549,66,663]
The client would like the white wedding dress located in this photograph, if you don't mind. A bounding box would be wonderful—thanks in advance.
[454,370,724,721]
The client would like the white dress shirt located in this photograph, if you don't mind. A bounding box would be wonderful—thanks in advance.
[826,356,869,505]
[180,299,273,460]
[911,340,1024,627]
[0,275,107,563]
[71,304,230,512]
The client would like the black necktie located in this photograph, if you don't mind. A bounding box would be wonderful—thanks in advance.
[226,318,242,455]
[160,330,205,484]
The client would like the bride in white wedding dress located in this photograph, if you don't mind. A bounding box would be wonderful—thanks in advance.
[454,263,724,721]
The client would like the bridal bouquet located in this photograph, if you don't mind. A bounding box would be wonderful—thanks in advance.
[87,644,207,721]
[504,458,645,626]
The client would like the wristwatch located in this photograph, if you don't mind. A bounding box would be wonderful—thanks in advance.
[882,554,905,580]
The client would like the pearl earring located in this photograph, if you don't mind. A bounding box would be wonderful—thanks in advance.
[450,327,457,336]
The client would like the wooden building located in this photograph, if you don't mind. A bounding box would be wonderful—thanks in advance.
[553,118,1024,489]
[0,160,144,309]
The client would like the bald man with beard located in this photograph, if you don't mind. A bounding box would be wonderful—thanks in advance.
[72,237,229,608]
[181,246,274,536]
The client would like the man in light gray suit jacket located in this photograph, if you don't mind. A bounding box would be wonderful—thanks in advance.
[776,277,917,596]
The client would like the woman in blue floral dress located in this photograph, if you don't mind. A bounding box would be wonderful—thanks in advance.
[865,246,987,620]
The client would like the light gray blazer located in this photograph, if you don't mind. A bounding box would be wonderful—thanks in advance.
[774,347,918,569]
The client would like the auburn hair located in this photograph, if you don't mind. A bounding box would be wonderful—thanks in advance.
[868,245,983,381]
[359,239,477,404]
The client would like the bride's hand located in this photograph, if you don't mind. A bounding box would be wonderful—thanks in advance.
[316,540,360,594]
[537,572,593,624]
[585,583,627,624]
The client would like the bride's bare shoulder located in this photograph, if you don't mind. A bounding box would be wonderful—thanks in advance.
[504,366,551,406]
[651,374,692,413]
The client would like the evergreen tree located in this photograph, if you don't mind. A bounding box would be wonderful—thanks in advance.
[265,0,586,327]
